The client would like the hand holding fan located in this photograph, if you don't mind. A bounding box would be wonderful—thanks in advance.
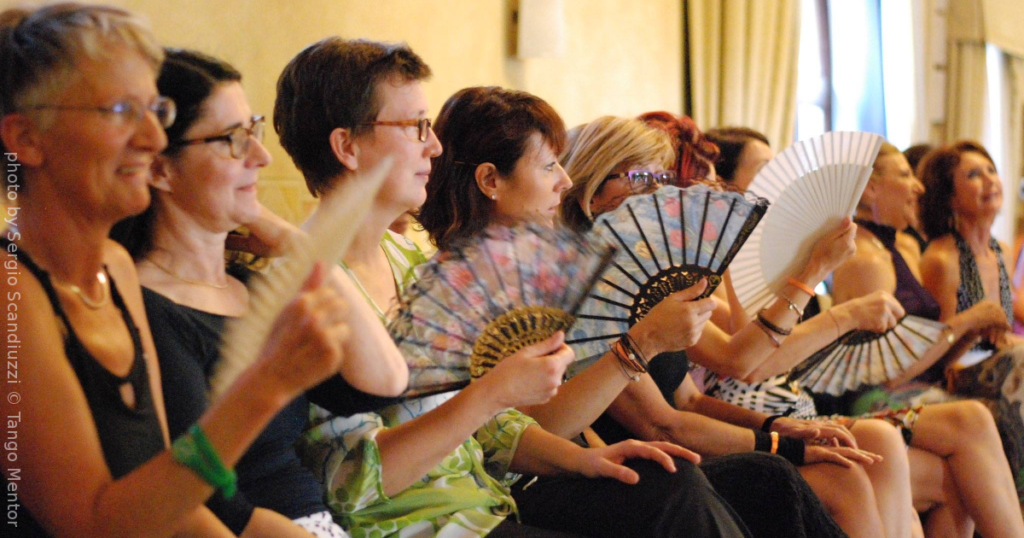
[788,315,950,396]
[387,223,616,397]
[730,131,884,317]
[210,158,391,398]
[568,184,768,363]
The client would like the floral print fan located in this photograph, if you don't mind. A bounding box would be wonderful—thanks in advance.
[568,184,769,364]
[388,222,616,397]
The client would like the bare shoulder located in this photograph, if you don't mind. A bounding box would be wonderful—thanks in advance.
[833,236,894,302]
[920,236,960,275]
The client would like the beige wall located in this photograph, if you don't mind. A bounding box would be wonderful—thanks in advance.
[18,0,682,223]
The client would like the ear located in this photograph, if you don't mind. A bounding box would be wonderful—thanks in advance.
[148,154,174,193]
[474,163,500,199]
[862,177,880,204]
[329,127,358,172]
[0,113,44,166]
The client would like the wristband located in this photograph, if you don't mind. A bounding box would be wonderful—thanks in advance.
[787,277,816,297]
[172,424,237,498]
[752,319,781,347]
[775,437,806,466]
[770,431,780,454]
[761,415,784,432]
[752,429,772,452]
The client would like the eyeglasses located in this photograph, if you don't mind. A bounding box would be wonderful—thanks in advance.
[172,115,265,159]
[604,170,677,193]
[26,96,177,129]
[362,118,433,142]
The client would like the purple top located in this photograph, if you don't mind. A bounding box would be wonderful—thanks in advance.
[855,220,941,321]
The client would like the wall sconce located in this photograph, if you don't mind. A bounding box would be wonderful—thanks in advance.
[516,0,566,59]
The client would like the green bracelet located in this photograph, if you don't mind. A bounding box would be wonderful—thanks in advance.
[171,424,237,499]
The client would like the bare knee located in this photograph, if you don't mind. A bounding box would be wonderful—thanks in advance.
[941,400,997,438]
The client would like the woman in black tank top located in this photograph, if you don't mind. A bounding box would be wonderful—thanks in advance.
[0,5,353,538]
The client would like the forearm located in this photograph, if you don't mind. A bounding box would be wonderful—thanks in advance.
[376,382,503,496]
[606,377,755,457]
[240,508,315,538]
[743,310,853,383]
[517,351,629,438]
[684,392,769,430]
[506,425,587,477]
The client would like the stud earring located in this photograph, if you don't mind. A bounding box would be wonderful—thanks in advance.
[491,194,497,200]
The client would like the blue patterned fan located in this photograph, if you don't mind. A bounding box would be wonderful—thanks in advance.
[567,184,768,364]
[388,223,616,397]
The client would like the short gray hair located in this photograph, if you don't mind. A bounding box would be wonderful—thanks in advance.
[0,3,163,141]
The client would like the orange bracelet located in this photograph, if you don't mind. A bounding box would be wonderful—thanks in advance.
[770,431,780,454]
[786,277,816,297]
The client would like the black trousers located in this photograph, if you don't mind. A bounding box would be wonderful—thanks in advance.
[510,457,751,538]
[700,452,848,538]
[487,519,587,537]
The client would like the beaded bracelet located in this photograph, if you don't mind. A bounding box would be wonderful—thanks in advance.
[620,333,650,373]
[610,340,643,381]
[172,424,237,498]
[757,310,793,336]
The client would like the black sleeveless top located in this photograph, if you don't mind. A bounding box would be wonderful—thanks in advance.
[9,244,164,537]
[855,220,941,321]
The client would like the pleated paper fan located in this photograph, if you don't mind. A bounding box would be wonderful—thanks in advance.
[567,184,768,364]
[731,131,885,317]
[788,315,949,397]
[387,222,616,397]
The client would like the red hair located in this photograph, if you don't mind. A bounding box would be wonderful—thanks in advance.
[639,111,721,187]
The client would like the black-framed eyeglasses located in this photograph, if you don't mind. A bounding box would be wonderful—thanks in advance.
[362,118,433,142]
[172,115,265,159]
[604,170,677,193]
[25,96,177,129]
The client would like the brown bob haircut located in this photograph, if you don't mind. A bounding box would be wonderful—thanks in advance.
[419,86,566,251]
[704,126,771,183]
[918,140,995,238]
[274,37,431,197]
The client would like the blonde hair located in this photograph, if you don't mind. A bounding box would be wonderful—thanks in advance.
[0,3,163,135]
[559,116,673,231]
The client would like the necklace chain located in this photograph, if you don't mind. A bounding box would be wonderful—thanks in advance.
[53,271,109,310]
[146,257,229,289]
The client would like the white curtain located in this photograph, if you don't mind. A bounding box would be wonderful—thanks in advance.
[943,39,989,143]
[684,0,801,146]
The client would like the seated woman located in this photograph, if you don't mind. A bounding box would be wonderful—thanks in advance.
[703,129,1022,536]
[915,141,1024,508]
[109,48,416,538]
[417,87,890,538]
[0,5,355,538]
[274,38,747,538]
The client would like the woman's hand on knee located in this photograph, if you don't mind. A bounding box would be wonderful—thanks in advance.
[804,445,883,468]
[575,440,700,484]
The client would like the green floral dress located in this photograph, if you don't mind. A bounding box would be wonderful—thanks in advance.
[301,231,537,538]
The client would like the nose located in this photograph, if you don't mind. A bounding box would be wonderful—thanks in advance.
[134,106,168,153]
[245,136,273,168]
[555,164,572,193]
[911,177,924,195]
[424,125,443,158]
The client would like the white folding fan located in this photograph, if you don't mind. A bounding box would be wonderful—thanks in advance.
[788,315,950,396]
[730,131,884,317]
[567,184,768,365]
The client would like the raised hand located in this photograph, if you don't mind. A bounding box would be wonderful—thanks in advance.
[631,279,717,357]
[477,331,576,409]
[254,262,349,398]
[574,440,700,484]
[802,218,858,284]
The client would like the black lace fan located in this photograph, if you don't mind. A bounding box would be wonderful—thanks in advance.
[387,223,616,397]
[567,184,768,364]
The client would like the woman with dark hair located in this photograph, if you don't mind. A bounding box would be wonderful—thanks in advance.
[916,140,1024,511]
[419,88,883,538]
[110,48,414,538]
[0,5,351,538]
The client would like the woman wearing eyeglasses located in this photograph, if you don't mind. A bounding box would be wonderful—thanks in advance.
[0,5,366,538]
[109,48,413,538]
